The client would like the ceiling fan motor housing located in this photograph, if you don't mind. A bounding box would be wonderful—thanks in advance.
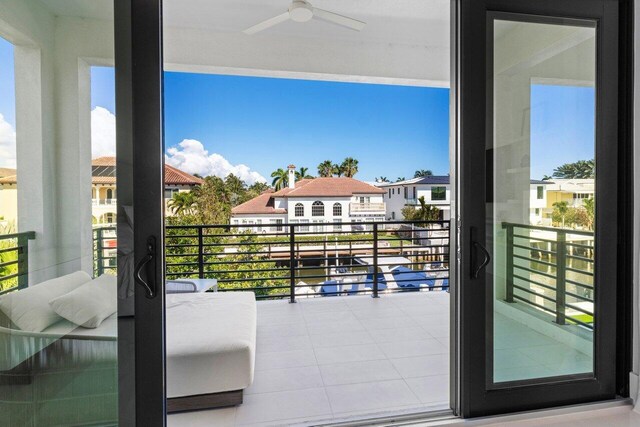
[289,0,314,22]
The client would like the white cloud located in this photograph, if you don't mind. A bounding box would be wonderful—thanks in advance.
[165,139,266,185]
[91,106,116,158]
[0,113,16,168]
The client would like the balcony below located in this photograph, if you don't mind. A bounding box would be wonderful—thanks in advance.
[349,202,386,213]
[169,292,451,427]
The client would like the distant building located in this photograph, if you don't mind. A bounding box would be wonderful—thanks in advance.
[540,179,595,225]
[0,157,203,227]
[231,165,386,232]
[378,176,553,225]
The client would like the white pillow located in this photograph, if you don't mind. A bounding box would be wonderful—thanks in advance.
[49,274,117,329]
[0,271,92,332]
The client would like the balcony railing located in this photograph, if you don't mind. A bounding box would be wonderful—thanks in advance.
[92,198,117,206]
[93,226,117,277]
[91,221,450,301]
[503,222,594,330]
[0,231,36,295]
[349,202,385,212]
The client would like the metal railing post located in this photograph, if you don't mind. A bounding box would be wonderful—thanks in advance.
[17,234,29,290]
[505,223,514,303]
[289,224,296,303]
[198,226,205,279]
[96,227,105,277]
[556,230,567,325]
[372,222,379,298]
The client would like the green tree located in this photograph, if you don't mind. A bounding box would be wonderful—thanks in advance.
[168,191,196,216]
[270,168,289,191]
[414,169,433,178]
[401,196,441,221]
[552,159,595,179]
[317,160,334,177]
[582,197,595,230]
[296,167,313,180]
[332,163,343,177]
[340,157,359,178]
[396,177,405,182]
[552,201,569,228]
[376,176,389,183]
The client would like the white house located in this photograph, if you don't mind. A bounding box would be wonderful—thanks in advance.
[231,165,386,233]
[377,176,452,221]
[378,176,552,225]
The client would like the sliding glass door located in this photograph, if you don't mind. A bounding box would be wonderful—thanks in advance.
[455,0,623,417]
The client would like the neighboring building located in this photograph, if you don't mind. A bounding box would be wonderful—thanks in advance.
[0,168,17,230]
[540,178,595,225]
[378,176,553,225]
[377,176,451,221]
[0,157,203,227]
[231,165,386,232]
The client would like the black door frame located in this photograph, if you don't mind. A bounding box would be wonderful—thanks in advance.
[453,0,633,418]
[115,0,167,425]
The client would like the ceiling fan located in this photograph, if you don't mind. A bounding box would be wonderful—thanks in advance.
[243,0,366,35]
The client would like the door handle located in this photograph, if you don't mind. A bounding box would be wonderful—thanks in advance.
[470,227,491,279]
[134,236,156,298]
[472,241,491,279]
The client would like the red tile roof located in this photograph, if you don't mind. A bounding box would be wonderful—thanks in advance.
[273,177,384,198]
[91,157,203,185]
[231,190,287,215]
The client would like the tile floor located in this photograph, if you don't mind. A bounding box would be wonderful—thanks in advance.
[168,292,593,427]
[169,292,451,427]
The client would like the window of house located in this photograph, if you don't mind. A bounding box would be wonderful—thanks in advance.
[537,186,544,199]
[388,188,391,198]
[333,203,342,216]
[333,221,342,232]
[312,201,324,216]
[299,219,309,232]
[431,186,446,201]
[413,187,416,199]
[106,188,114,199]
[404,187,408,199]
[294,203,304,217]
[391,211,396,220]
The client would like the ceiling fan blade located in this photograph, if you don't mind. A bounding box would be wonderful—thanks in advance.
[313,8,366,31]
[243,12,290,35]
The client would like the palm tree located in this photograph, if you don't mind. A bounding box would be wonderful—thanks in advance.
[583,197,595,230]
[271,168,289,191]
[414,169,433,178]
[553,201,569,228]
[376,176,390,183]
[340,157,359,178]
[332,163,343,177]
[542,174,553,181]
[168,191,196,215]
[415,196,441,221]
[553,159,595,179]
[396,177,405,182]
[317,160,334,177]
[296,167,313,180]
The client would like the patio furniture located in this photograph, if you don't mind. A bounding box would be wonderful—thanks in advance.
[166,278,218,293]
[0,273,256,416]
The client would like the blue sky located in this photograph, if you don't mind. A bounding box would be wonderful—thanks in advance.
[0,45,594,182]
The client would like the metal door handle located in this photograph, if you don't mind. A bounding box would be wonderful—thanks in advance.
[134,237,156,298]
[472,241,491,279]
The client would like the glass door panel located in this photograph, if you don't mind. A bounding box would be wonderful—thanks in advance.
[490,18,596,383]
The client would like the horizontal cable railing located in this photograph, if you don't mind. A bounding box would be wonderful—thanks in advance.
[0,231,36,295]
[94,220,450,301]
[503,222,594,330]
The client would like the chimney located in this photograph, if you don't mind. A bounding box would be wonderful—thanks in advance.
[287,164,296,189]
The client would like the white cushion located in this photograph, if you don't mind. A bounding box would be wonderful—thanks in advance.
[166,292,257,398]
[49,274,117,329]
[0,271,92,332]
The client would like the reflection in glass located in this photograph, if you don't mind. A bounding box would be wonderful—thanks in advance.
[491,19,596,383]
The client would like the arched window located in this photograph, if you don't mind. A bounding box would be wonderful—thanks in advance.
[311,201,324,217]
[332,203,342,217]
[106,188,114,199]
[294,203,304,217]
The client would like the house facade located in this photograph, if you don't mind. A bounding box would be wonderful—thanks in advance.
[0,157,203,227]
[379,176,553,225]
[231,165,386,232]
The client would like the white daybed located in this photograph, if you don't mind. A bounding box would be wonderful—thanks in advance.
[0,273,256,415]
